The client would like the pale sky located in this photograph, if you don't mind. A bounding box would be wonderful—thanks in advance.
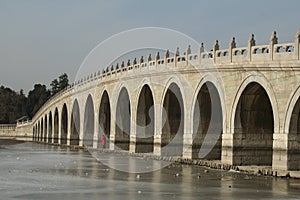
[0,0,299,93]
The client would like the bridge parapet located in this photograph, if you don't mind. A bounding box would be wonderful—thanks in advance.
[0,124,16,131]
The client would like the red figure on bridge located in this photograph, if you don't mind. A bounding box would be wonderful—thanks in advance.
[101,135,106,148]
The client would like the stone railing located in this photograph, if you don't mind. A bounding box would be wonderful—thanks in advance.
[0,124,17,138]
[17,120,32,126]
[32,30,300,122]
[0,124,16,130]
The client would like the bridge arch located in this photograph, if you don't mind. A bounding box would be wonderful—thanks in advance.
[284,85,300,170]
[53,107,59,143]
[230,73,279,134]
[34,123,36,141]
[83,94,95,147]
[41,118,44,142]
[71,99,80,146]
[48,111,53,143]
[191,78,224,160]
[231,75,276,166]
[115,87,131,151]
[135,84,155,153]
[44,115,48,142]
[98,90,111,149]
[60,104,68,145]
[37,121,40,141]
[32,126,35,140]
[161,80,185,157]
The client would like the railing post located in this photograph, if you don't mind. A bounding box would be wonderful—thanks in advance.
[174,47,179,67]
[213,40,219,63]
[229,37,236,63]
[269,31,278,61]
[247,34,255,62]
[156,51,161,69]
[199,42,204,65]
[164,50,168,66]
[186,45,191,66]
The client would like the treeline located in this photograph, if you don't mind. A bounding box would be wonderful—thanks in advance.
[0,73,69,124]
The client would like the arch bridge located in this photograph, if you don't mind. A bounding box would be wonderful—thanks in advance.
[32,30,300,171]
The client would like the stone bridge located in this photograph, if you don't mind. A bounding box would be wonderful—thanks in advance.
[31,30,300,172]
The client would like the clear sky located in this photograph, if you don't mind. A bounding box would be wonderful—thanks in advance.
[0,0,299,93]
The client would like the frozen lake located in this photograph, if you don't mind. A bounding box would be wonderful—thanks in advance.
[1,141,300,200]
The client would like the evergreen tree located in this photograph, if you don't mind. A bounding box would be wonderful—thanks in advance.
[27,84,50,118]
[58,73,69,91]
[50,79,59,95]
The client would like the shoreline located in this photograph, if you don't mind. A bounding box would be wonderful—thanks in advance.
[6,139,300,179]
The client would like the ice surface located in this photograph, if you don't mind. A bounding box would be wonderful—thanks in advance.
[0,141,300,200]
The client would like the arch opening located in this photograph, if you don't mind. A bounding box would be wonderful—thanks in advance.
[61,104,68,145]
[48,112,53,143]
[44,115,48,142]
[136,85,154,153]
[192,82,222,160]
[161,83,184,157]
[98,91,111,149]
[83,95,94,147]
[37,122,40,141]
[41,119,44,142]
[71,100,80,146]
[32,127,35,140]
[233,82,274,166]
[54,108,59,143]
[115,88,131,151]
[288,96,300,170]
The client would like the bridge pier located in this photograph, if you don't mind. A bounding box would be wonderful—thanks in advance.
[272,133,289,171]
[79,118,84,147]
[93,115,99,149]
[58,113,62,145]
[221,133,234,165]
[129,136,136,153]
[153,135,161,156]
[182,133,193,159]
[109,135,115,151]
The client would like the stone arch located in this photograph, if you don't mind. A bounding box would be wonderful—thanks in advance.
[44,115,48,142]
[60,104,68,145]
[230,73,279,134]
[285,85,300,133]
[36,124,38,141]
[34,123,36,141]
[41,118,44,142]
[285,85,300,170]
[33,124,35,141]
[98,90,111,149]
[37,121,40,141]
[136,84,155,153]
[32,126,35,140]
[161,82,184,157]
[233,82,274,166]
[48,111,53,143]
[71,99,80,146]
[115,87,131,151]
[53,108,59,143]
[192,81,223,160]
[83,94,95,147]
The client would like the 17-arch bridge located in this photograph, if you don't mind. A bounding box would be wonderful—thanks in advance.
[31,30,300,171]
